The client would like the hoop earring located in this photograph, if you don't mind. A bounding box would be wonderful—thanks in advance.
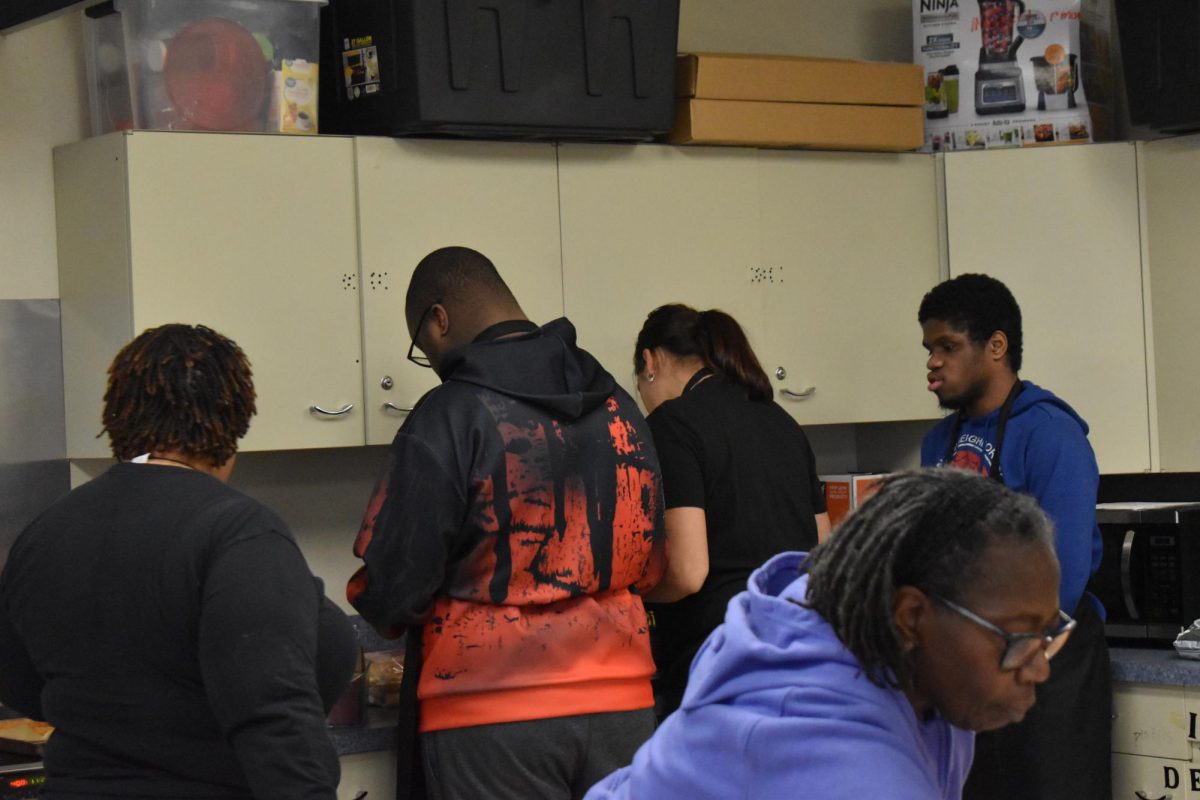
[647,373,656,383]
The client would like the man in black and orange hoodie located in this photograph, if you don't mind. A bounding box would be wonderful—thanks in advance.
[348,246,665,800]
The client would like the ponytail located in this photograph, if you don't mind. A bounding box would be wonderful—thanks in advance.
[634,304,772,402]
[696,310,772,401]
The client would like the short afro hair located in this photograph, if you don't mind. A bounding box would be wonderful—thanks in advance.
[918,273,1023,372]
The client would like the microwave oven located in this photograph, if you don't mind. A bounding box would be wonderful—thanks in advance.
[1087,502,1200,641]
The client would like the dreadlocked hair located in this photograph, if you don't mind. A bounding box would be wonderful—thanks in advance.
[802,468,1052,691]
[102,323,256,466]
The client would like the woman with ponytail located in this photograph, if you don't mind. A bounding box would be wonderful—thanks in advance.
[633,303,830,719]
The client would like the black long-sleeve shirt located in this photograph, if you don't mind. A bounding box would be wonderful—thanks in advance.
[0,462,356,800]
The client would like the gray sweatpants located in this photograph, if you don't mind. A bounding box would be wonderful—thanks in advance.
[421,708,656,800]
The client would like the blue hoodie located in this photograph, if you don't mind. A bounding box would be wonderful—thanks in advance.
[585,552,975,800]
[919,380,1102,614]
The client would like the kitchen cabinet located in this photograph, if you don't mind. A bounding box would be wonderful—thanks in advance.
[942,143,1152,474]
[55,131,364,457]
[1141,134,1200,472]
[559,144,942,425]
[755,151,942,424]
[558,144,765,401]
[1111,681,1200,798]
[338,750,396,799]
[354,138,564,445]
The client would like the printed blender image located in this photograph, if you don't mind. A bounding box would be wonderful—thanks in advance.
[975,0,1027,115]
[1031,45,1079,111]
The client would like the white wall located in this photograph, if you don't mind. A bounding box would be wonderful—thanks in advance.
[0,13,87,301]
[2,1,929,590]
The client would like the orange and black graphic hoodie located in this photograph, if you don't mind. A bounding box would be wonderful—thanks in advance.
[348,317,665,732]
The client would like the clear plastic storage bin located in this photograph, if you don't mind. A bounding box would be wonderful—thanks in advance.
[84,0,325,135]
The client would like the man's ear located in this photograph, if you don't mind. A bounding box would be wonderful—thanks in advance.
[987,330,1009,364]
[892,585,934,653]
[428,303,450,340]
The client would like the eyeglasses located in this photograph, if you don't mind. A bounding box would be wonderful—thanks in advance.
[406,299,441,368]
[926,591,1077,671]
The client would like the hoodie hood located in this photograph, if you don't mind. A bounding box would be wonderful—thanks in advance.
[681,552,892,711]
[1009,380,1089,435]
[437,317,616,420]
[584,551,974,800]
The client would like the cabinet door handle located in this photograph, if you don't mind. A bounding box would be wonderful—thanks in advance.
[309,403,354,417]
[383,402,414,414]
[781,386,816,400]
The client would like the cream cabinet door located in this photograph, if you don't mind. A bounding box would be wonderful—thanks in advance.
[338,750,397,799]
[754,151,942,424]
[354,138,563,446]
[558,144,764,402]
[1113,752,1194,800]
[56,132,364,456]
[943,143,1150,473]
[1142,135,1200,472]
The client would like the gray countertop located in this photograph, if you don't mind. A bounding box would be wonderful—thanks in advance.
[329,707,399,756]
[1110,645,1200,686]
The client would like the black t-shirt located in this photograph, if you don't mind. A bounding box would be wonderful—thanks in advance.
[0,463,356,800]
[646,374,824,709]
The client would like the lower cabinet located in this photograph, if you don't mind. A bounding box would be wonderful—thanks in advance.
[1113,682,1200,799]
[339,750,397,800]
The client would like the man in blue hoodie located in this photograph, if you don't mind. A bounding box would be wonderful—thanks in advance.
[586,469,1072,800]
[918,273,1110,800]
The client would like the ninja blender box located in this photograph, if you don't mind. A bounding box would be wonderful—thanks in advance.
[912,0,1094,152]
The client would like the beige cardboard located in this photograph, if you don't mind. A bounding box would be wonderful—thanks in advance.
[670,98,924,152]
[676,53,923,107]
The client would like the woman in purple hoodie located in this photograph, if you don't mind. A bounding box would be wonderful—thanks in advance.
[586,468,1075,800]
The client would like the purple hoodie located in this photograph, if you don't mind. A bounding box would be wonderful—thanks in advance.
[586,552,975,800]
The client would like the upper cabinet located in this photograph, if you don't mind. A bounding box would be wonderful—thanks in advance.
[1141,135,1200,472]
[755,151,941,424]
[354,138,563,445]
[54,133,1177,468]
[55,132,364,457]
[559,144,942,425]
[558,144,764,401]
[943,143,1151,474]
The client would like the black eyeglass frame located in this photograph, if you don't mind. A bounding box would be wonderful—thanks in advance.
[926,591,1077,671]
[407,299,442,368]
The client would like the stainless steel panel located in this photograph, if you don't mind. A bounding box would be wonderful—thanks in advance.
[0,299,69,571]
[0,300,67,464]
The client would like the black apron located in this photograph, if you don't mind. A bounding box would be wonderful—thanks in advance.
[946,380,1113,800]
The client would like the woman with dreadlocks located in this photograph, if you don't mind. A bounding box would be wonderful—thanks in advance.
[0,324,357,800]
[585,468,1075,800]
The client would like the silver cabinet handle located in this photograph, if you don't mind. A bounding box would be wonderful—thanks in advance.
[781,386,816,400]
[383,402,414,413]
[309,403,354,416]
[1121,528,1139,620]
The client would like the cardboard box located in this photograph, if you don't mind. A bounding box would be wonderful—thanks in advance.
[822,473,888,528]
[677,53,923,107]
[669,99,924,151]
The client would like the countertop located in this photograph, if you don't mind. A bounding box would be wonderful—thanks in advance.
[3,643,1197,759]
[329,707,399,756]
[1110,645,1200,687]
